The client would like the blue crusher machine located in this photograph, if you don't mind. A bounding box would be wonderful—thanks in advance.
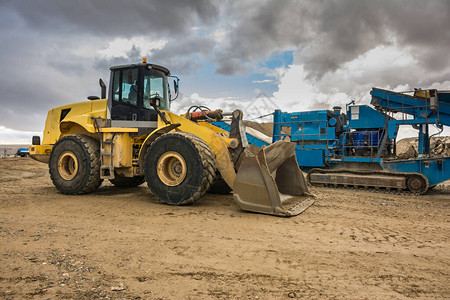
[272,88,450,193]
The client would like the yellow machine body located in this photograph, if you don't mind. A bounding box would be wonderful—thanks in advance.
[30,100,236,180]
[30,99,107,163]
[30,100,314,217]
[30,61,314,217]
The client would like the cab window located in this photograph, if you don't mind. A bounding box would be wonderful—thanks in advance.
[111,68,138,106]
[143,69,169,110]
[112,71,120,102]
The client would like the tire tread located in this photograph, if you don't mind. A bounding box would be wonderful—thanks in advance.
[49,135,102,195]
[145,131,216,205]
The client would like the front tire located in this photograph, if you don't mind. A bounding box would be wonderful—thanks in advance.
[49,135,102,194]
[144,132,216,205]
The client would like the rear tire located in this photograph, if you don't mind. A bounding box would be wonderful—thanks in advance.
[49,135,102,194]
[109,173,145,188]
[144,132,216,205]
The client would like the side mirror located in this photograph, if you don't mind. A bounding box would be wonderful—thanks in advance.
[149,96,160,108]
[169,76,180,101]
[173,79,178,94]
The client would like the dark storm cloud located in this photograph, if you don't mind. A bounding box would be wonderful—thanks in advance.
[216,0,450,78]
[0,0,220,131]
[149,35,216,74]
[213,54,248,76]
[94,35,215,75]
[93,45,145,72]
[2,0,219,79]
[3,0,448,80]
[1,0,218,37]
[0,0,449,134]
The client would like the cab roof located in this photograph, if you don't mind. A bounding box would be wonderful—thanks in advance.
[110,63,170,76]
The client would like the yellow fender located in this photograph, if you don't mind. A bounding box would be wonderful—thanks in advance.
[138,111,237,187]
[138,123,181,175]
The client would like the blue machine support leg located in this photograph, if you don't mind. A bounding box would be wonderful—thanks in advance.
[418,125,424,155]
[273,110,282,141]
[424,124,430,154]
[418,124,430,155]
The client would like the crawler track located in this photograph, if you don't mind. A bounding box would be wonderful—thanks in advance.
[307,168,429,195]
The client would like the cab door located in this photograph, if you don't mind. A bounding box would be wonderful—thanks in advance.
[110,67,141,121]
[139,68,168,122]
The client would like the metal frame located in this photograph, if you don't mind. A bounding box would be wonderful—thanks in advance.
[271,87,450,188]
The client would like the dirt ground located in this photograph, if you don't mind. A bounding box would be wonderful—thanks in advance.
[0,157,449,299]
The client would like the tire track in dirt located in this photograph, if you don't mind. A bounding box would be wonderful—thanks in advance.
[1,158,449,299]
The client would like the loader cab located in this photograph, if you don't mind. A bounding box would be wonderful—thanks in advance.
[107,62,171,129]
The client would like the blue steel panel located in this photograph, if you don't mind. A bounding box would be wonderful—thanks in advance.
[370,88,450,126]
[439,91,450,104]
[436,91,450,126]
[347,105,386,129]
[295,149,324,167]
[329,157,382,163]
[273,110,282,142]
[273,110,335,142]
[382,157,450,186]
[370,88,427,116]
[387,119,438,139]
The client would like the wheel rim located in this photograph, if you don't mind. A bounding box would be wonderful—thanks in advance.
[157,151,187,186]
[407,176,425,192]
[58,151,78,180]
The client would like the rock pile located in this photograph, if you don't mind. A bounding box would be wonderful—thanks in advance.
[396,136,449,159]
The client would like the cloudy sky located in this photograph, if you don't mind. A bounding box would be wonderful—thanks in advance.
[1,0,449,144]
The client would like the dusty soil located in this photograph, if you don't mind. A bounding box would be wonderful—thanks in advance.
[0,157,449,299]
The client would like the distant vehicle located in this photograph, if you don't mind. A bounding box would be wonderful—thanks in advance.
[16,148,30,157]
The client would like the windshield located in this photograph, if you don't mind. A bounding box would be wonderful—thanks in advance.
[143,69,169,110]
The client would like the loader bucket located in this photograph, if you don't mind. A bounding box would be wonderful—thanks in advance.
[233,141,314,217]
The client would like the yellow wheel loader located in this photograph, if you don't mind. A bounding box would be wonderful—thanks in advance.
[29,59,314,217]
